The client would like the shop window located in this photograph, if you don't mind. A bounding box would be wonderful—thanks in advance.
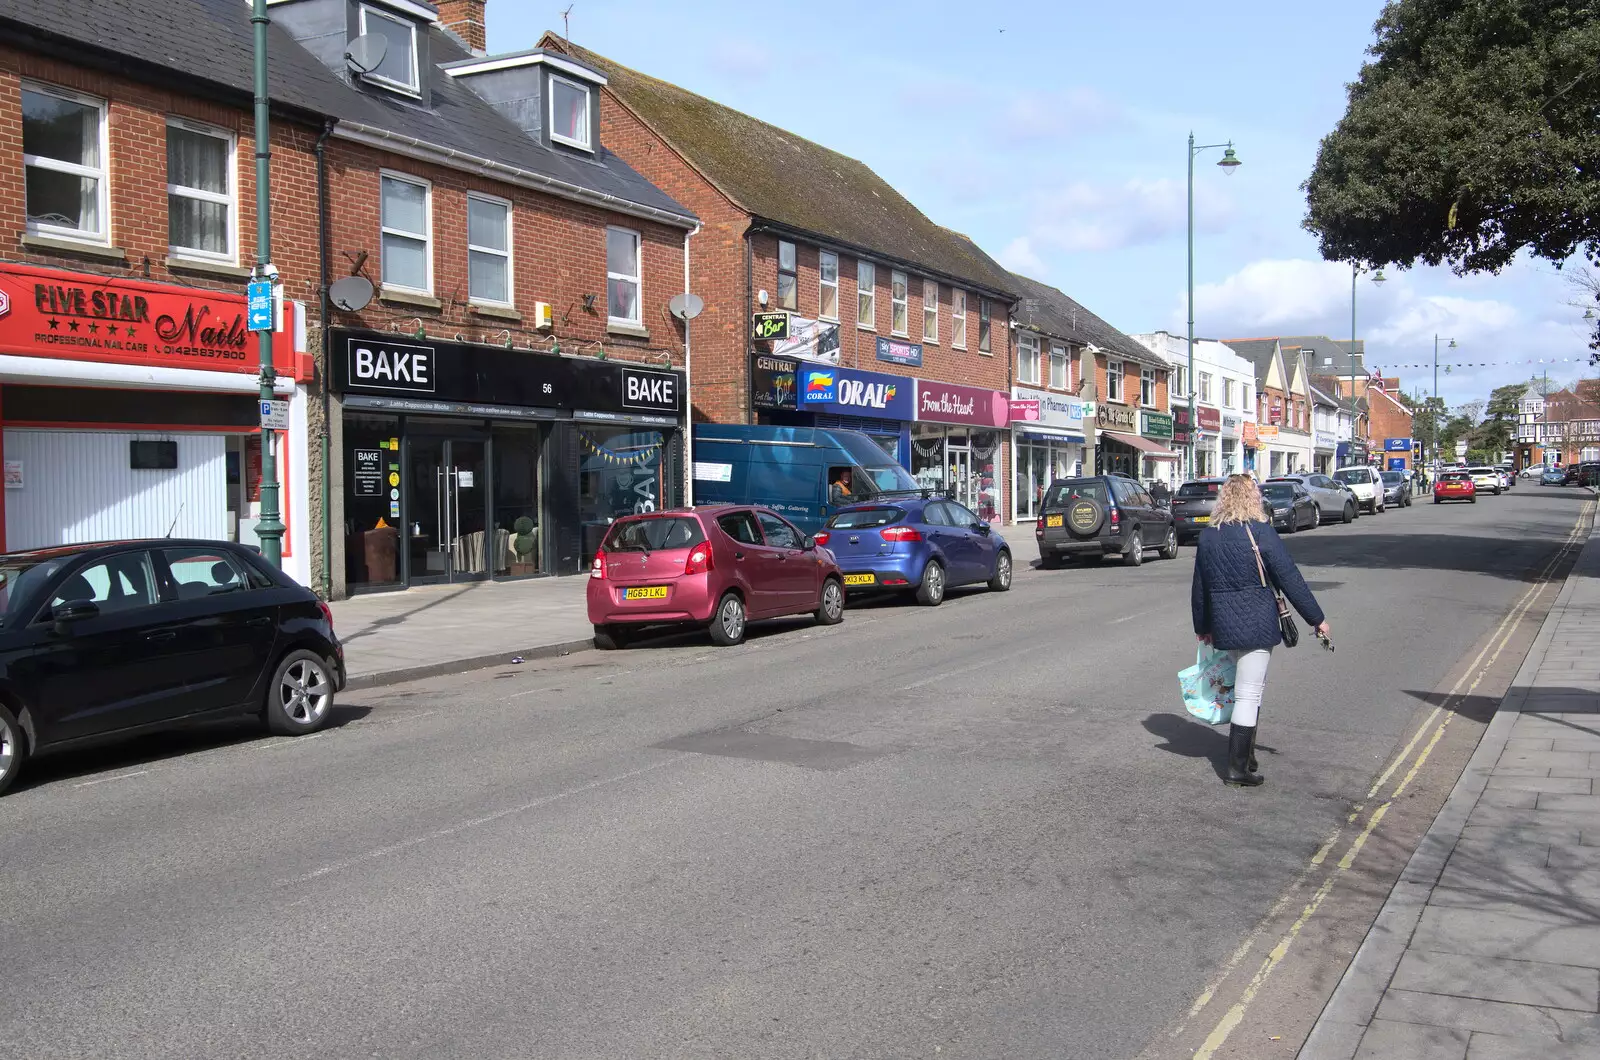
[358,5,420,96]
[493,425,542,577]
[1050,344,1069,389]
[857,260,875,329]
[1106,360,1123,403]
[22,82,108,244]
[380,173,431,294]
[344,414,402,588]
[549,74,593,150]
[818,250,839,321]
[606,226,641,324]
[777,240,797,310]
[978,297,992,353]
[467,193,512,306]
[579,428,666,567]
[923,279,938,342]
[167,118,234,262]
[952,290,967,349]
[891,270,909,336]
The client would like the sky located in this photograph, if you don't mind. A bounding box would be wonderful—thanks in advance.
[490,0,1597,409]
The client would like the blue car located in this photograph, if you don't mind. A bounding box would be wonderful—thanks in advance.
[1541,467,1567,486]
[816,496,1012,606]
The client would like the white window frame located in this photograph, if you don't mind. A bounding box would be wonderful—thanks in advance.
[606,224,642,325]
[22,81,110,246]
[358,5,421,97]
[379,170,433,295]
[1243,384,1252,411]
[1050,343,1068,389]
[922,279,938,343]
[951,289,967,349]
[857,260,876,331]
[1223,378,1236,409]
[978,297,993,354]
[1141,366,1157,407]
[818,249,839,322]
[1198,371,1213,404]
[466,191,513,308]
[1018,334,1041,385]
[549,73,593,151]
[890,270,909,336]
[1107,360,1123,403]
[777,239,798,311]
[165,116,237,264]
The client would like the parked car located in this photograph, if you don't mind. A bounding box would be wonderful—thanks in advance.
[588,506,844,649]
[1581,461,1600,488]
[1379,470,1414,508]
[1564,463,1582,485]
[1541,467,1567,486]
[0,540,345,797]
[1036,473,1177,568]
[1333,465,1386,513]
[1466,467,1503,495]
[1262,481,1320,533]
[1172,478,1225,543]
[1271,474,1359,523]
[817,496,1010,606]
[1434,471,1477,504]
[1498,465,1516,489]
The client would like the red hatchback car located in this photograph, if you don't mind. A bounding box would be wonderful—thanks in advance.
[587,506,845,649]
[1434,471,1477,504]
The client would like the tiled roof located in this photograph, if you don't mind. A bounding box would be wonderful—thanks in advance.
[1008,273,1155,364]
[543,35,1016,297]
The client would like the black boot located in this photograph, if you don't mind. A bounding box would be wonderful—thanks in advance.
[1225,724,1263,787]
[1247,728,1260,776]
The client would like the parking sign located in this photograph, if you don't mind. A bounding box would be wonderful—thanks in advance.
[247,280,273,331]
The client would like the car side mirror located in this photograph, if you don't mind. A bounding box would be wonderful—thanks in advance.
[802,536,817,551]
[971,521,991,535]
[51,599,99,634]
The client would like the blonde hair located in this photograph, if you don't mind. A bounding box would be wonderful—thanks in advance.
[1211,474,1268,525]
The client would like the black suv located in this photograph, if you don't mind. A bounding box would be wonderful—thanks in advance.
[1035,473,1177,568]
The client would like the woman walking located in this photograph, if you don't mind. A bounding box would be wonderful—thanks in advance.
[1191,475,1330,787]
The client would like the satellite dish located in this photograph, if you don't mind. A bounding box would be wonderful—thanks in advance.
[669,293,704,320]
[329,275,375,312]
[344,33,389,75]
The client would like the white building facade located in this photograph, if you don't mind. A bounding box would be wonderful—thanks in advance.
[1132,332,1256,480]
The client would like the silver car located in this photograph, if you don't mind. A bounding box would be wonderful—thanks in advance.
[1269,474,1360,523]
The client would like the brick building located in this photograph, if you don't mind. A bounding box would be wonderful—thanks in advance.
[1520,386,1600,468]
[540,33,1020,523]
[1364,377,1416,471]
[1,0,703,597]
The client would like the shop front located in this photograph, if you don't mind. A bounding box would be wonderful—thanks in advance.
[912,380,1008,522]
[1314,430,1339,474]
[0,263,313,583]
[1336,440,1369,467]
[1098,402,1179,483]
[1194,406,1221,478]
[1009,386,1087,524]
[1220,413,1245,474]
[1383,437,1413,472]
[1241,421,1259,472]
[757,359,911,465]
[1139,410,1180,486]
[331,329,683,592]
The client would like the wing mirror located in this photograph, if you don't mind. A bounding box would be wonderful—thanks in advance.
[801,536,817,551]
[51,599,99,635]
[971,520,992,535]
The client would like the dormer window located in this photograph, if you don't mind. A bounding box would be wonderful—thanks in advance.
[549,75,592,151]
[359,4,420,96]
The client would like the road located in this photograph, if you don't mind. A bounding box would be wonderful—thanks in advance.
[0,484,1591,1060]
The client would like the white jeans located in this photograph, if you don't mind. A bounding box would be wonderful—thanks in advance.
[1230,648,1273,727]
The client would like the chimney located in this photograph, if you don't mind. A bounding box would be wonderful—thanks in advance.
[436,0,486,54]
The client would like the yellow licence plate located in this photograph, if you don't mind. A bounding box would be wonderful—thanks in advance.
[1193,515,1210,523]
[623,586,668,600]
[1046,514,1064,527]
[843,573,876,586]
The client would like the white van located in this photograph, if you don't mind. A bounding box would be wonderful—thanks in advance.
[1332,465,1385,514]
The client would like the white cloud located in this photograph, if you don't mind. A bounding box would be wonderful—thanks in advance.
[1000,87,1122,145]
[1018,178,1235,255]
[997,236,1045,275]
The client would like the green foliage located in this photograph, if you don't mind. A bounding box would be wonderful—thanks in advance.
[512,516,536,559]
[1466,448,1493,465]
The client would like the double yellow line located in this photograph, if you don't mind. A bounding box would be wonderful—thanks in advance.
[1186,500,1594,1060]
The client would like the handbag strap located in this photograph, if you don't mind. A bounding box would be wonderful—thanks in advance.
[1243,524,1269,588]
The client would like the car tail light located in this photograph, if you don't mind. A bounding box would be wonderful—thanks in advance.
[1109,507,1121,530]
[317,598,334,633]
[880,525,924,542]
[590,551,608,580]
[813,530,831,546]
[684,542,714,575]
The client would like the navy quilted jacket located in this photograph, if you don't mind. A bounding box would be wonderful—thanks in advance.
[1191,520,1325,650]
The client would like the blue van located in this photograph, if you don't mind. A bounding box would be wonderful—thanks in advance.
[691,425,921,533]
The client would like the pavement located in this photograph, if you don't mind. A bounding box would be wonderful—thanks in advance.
[1298,506,1600,1059]
[0,487,1591,1059]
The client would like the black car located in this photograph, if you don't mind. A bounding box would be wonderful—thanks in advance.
[1262,481,1320,533]
[1035,473,1177,568]
[1378,470,1413,508]
[0,540,345,795]
[1172,478,1226,543]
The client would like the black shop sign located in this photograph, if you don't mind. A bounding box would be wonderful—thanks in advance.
[331,330,684,417]
[351,448,383,496]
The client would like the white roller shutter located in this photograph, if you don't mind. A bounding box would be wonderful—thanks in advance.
[4,430,228,550]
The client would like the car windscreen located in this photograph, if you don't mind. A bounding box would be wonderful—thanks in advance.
[1043,481,1109,508]
[0,556,70,624]
[1380,472,1406,484]
[1441,473,1469,481]
[827,506,904,530]
[1177,482,1220,500]
[859,464,919,494]
[601,516,704,553]
[1333,469,1371,484]
[1262,484,1295,502]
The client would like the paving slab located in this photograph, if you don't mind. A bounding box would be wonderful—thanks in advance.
[1353,1019,1469,1060]
[1411,907,1600,968]
[1374,990,1566,1040]
[1390,950,1599,1011]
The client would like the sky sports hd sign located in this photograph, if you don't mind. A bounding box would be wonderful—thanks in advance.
[798,365,913,420]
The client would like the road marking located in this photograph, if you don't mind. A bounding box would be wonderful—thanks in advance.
[1188,499,1593,1059]
[74,770,150,788]
[1110,609,1154,625]
[900,644,1038,690]
[254,731,327,750]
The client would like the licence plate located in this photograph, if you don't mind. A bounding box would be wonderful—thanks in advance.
[1193,515,1210,523]
[1046,515,1064,527]
[843,573,876,586]
[622,586,668,600]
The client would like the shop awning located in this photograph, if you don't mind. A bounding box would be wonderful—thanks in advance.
[1102,431,1180,460]
[1015,423,1086,443]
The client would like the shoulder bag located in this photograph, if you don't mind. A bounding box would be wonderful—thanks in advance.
[1244,523,1299,648]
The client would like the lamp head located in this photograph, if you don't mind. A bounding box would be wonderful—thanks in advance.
[1217,144,1241,173]
[1448,338,1457,348]
[1371,268,1387,286]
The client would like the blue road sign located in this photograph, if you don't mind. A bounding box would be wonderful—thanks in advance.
[247,280,273,331]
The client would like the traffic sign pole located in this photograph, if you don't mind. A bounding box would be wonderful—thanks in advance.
[250,0,284,570]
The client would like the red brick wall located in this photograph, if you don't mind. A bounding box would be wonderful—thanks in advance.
[1367,387,1415,466]
[1089,351,1167,410]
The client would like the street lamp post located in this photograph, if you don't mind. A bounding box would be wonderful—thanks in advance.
[250,0,284,567]
[1348,264,1386,464]
[1186,133,1240,481]
[1433,334,1456,468]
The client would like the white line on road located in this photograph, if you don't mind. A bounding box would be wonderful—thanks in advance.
[1110,609,1154,625]
[74,770,150,788]
[900,643,1039,690]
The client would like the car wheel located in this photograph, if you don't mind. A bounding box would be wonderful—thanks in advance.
[263,649,336,736]
[815,577,845,625]
[593,624,631,650]
[1311,507,1321,529]
[1471,497,1477,503]
[0,701,25,797]
[1160,525,1179,559]
[1123,530,1144,567]
[708,592,747,646]
[1283,515,1297,533]
[1434,497,1441,504]
[988,550,1013,592]
[1493,487,1501,495]
[1343,502,1355,523]
[915,560,946,606]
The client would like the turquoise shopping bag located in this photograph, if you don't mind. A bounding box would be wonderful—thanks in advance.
[1179,644,1236,725]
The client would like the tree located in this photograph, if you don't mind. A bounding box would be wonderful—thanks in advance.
[1440,413,1477,456]
[1409,391,1449,461]
[1303,3,1600,326]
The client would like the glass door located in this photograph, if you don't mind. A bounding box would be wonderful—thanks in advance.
[407,433,489,585]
